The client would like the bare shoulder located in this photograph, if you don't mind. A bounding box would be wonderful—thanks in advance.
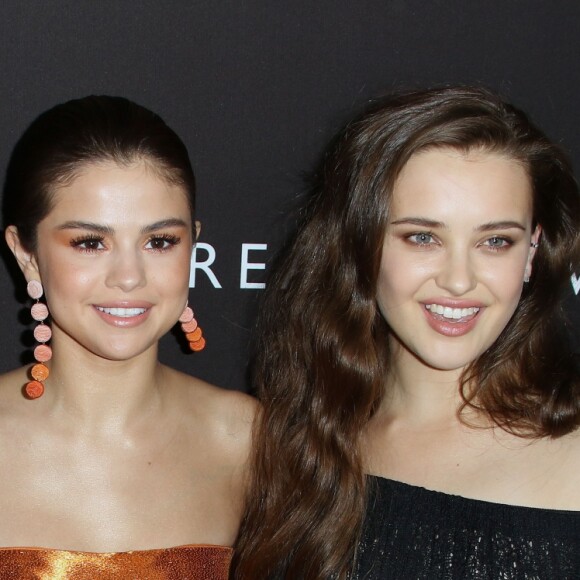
[538,427,580,509]
[163,366,258,453]
[0,368,43,448]
[558,427,580,480]
[0,367,33,409]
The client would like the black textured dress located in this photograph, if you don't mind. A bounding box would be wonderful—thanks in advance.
[353,476,579,580]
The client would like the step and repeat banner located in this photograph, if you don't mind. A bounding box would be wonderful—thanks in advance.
[0,1,578,392]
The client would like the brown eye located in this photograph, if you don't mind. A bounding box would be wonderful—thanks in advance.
[70,237,105,252]
[83,239,102,250]
[150,238,169,250]
[145,235,180,251]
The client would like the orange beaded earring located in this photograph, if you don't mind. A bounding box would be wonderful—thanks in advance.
[179,304,206,352]
[25,280,52,399]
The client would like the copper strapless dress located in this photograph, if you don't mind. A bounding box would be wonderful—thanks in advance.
[0,544,232,579]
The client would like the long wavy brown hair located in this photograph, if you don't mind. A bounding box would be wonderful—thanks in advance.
[232,86,580,579]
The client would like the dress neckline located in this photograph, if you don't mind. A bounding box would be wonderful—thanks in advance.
[365,473,580,516]
[0,544,233,555]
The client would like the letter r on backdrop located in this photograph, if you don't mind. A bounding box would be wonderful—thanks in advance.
[190,242,222,288]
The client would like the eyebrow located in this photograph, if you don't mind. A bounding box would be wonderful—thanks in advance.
[56,218,189,235]
[390,218,527,231]
[141,219,189,234]
[476,220,527,232]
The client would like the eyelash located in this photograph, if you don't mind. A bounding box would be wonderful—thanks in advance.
[145,234,181,252]
[406,232,435,246]
[481,236,513,251]
[69,234,181,253]
[404,232,514,252]
[70,235,104,253]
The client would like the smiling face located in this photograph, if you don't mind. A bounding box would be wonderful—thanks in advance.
[377,147,540,375]
[9,160,194,362]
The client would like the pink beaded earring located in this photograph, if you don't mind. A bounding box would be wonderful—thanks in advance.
[25,280,52,399]
[179,304,206,352]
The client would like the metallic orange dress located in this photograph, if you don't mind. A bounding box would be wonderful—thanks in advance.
[0,544,232,579]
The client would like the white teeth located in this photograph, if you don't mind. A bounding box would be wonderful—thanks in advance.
[96,307,146,317]
[425,304,479,319]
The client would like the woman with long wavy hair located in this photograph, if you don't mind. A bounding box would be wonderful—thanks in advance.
[233,86,580,579]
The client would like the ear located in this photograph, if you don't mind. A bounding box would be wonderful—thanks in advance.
[524,225,542,281]
[194,220,202,242]
[4,226,41,281]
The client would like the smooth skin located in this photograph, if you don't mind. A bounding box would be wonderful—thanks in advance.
[364,148,580,510]
[0,161,256,551]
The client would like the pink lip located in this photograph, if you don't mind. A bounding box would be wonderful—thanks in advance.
[92,301,153,329]
[421,299,484,338]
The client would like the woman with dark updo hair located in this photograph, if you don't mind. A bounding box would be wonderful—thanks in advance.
[233,87,580,579]
[0,96,255,577]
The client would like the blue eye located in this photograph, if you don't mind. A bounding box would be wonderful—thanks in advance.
[408,232,434,245]
[484,236,512,250]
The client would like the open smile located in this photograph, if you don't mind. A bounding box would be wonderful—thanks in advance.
[95,306,148,317]
[425,303,480,322]
[92,303,152,328]
[423,302,483,336]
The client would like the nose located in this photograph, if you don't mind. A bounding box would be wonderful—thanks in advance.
[435,247,476,296]
[105,249,147,292]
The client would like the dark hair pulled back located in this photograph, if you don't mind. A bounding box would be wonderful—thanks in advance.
[3,95,196,251]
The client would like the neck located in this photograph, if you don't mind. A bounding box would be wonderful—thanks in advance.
[39,332,166,432]
[381,340,467,426]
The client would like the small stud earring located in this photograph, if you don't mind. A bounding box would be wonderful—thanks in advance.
[530,242,539,248]
[179,304,206,352]
[25,280,52,399]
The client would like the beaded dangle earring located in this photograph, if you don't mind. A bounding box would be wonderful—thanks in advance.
[179,304,206,352]
[25,280,52,399]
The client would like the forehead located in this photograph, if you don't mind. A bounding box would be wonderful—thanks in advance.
[391,148,533,222]
[46,160,191,224]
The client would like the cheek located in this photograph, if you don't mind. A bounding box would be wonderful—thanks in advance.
[376,268,413,317]
[377,251,431,305]
[148,247,192,290]
[479,253,527,298]
[37,252,96,300]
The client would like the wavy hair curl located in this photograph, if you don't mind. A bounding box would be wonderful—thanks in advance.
[232,86,580,579]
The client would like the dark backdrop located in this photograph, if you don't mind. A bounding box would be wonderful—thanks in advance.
[0,1,579,392]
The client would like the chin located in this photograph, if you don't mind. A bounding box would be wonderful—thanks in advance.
[412,348,481,373]
[89,341,154,362]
